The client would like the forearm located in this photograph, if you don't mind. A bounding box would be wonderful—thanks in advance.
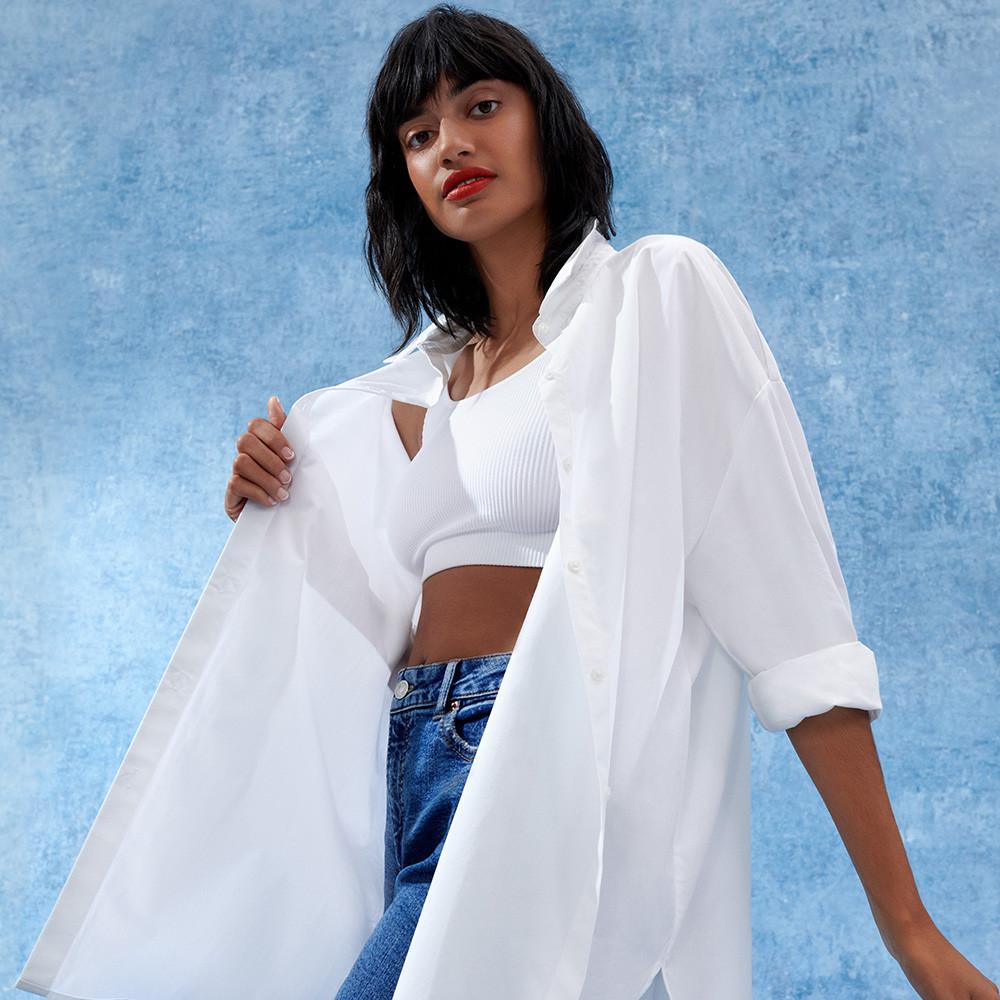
[785,706,929,943]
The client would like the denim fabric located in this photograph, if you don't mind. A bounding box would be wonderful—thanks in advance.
[334,651,512,1000]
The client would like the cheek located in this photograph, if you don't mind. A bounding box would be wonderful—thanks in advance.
[506,117,543,176]
[406,156,435,193]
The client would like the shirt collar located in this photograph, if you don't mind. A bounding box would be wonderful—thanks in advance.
[380,216,612,364]
[335,217,613,407]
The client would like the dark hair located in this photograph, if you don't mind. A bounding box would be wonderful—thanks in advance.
[363,3,615,354]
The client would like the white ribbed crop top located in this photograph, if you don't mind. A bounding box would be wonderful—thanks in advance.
[384,350,560,583]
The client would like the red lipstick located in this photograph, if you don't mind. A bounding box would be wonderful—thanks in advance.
[442,166,498,199]
[446,176,496,201]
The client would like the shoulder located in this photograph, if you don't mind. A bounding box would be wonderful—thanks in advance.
[612,232,779,385]
[617,232,763,320]
[607,233,748,310]
[611,232,755,324]
[615,232,727,282]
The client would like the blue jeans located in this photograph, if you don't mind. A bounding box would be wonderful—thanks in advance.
[334,651,512,1000]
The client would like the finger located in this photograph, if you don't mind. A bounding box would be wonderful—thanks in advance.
[238,427,294,485]
[247,414,295,463]
[232,450,291,504]
[227,471,280,510]
[223,490,248,522]
[268,395,287,430]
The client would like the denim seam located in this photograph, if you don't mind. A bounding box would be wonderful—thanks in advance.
[398,650,515,672]
[391,710,413,875]
[440,695,499,762]
[390,687,503,718]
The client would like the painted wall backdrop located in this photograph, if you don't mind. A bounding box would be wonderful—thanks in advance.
[1,1,996,996]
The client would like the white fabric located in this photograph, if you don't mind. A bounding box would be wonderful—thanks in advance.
[384,346,558,581]
[14,218,882,1000]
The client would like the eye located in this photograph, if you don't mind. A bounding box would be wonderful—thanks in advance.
[406,129,432,150]
[404,99,501,149]
[471,98,500,117]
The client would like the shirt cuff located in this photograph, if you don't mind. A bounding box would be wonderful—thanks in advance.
[746,640,883,732]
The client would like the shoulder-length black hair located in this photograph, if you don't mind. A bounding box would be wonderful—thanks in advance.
[363,3,615,355]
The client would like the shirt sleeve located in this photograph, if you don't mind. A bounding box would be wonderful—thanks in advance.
[683,373,883,732]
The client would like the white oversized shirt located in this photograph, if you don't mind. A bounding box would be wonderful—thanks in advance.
[15,218,883,1000]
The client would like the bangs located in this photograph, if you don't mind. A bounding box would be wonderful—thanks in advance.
[363,4,615,350]
[374,22,531,141]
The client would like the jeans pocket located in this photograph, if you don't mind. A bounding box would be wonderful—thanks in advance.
[439,692,498,762]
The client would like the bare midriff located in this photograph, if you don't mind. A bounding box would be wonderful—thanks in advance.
[403,564,542,665]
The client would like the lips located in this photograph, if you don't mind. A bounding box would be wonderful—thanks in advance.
[442,166,498,198]
[445,176,496,201]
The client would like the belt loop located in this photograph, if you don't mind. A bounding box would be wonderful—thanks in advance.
[435,659,461,714]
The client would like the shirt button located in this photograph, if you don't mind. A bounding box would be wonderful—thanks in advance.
[393,679,410,699]
[544,370,557,380]
[562,457,573,471]
[164,671,190,693]
[210,572,238,596]
[536,320,549,336]
[589,667,605,683]
[567,559,582,574]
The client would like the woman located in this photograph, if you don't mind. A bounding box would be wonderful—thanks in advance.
[226,8,602,997]
[218,6,996,1000]
[16,6,994,1000]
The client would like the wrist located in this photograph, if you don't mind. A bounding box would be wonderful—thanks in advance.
[870,897,935,959]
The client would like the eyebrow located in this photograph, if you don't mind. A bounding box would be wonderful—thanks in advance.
[398,78,491,130]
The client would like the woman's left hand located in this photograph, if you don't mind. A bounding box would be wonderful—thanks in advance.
[881,913,998,999]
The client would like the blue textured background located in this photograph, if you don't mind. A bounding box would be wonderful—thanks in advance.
[2,1,997,996]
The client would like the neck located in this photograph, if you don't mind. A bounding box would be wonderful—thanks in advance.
[467,209,547,353]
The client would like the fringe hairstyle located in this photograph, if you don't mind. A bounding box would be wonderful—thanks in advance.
[363,4,616,354]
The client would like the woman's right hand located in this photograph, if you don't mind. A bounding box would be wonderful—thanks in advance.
[224,395,296,523]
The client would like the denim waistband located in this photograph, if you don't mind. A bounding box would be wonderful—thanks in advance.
[390,651,513,716]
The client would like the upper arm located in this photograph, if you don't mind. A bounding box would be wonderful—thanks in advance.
[652,237,883,733]
[683,375,883,733]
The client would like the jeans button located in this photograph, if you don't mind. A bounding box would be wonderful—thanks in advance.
[394,679,410,699]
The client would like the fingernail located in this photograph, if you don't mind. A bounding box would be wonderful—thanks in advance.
[277,487,289,500]
[282,447,294,460]
[279,469,291,484]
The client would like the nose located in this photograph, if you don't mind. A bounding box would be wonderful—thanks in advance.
[437,115,474,163]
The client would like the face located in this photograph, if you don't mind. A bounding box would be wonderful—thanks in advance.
[396,75,546,243]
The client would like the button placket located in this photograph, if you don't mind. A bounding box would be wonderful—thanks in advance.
[537,328,612,717]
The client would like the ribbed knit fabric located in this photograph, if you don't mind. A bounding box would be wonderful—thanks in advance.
[384,349,560,583]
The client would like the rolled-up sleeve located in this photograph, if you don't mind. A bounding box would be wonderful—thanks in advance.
[683,375,883,732]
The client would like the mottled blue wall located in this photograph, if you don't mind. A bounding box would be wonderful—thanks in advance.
[2,1,997,997]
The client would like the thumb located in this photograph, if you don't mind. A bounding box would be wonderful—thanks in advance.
[268,394,286,428]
